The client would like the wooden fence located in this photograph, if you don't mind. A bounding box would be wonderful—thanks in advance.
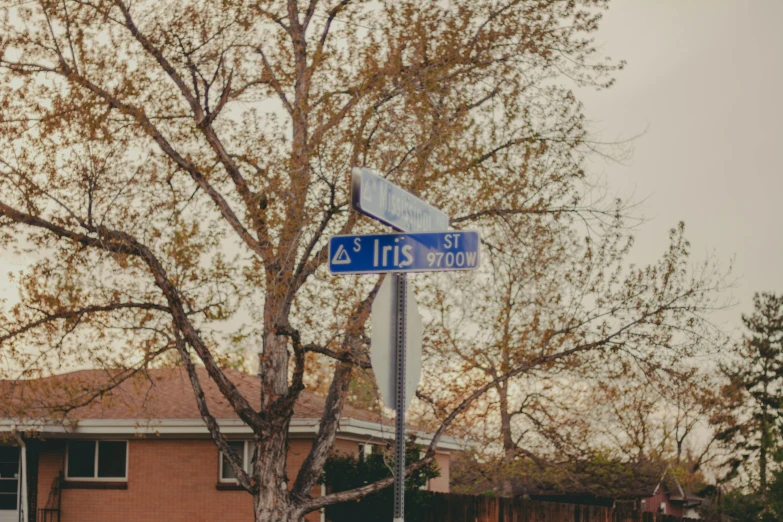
[420,494,699,522]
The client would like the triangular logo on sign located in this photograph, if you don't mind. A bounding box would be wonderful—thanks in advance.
[331,244,351,265]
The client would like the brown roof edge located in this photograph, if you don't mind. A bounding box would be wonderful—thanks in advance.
[0,367,438,435]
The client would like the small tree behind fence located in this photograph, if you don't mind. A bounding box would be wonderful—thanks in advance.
[418,494,699,522]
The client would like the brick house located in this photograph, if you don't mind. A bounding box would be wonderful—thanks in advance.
[0,368,459,522]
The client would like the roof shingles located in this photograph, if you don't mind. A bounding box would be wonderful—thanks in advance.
[0,367,384,426]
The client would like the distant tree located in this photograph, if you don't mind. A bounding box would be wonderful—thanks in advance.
[702,470,783,522]
[451,445,669,501]
[701,488,767,522]
[418,214,730,497]
[593,366,721,486]
[449,366,720,499]
[715,293,783,496]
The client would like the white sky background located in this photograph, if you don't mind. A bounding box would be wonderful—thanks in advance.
[580,0,783,336]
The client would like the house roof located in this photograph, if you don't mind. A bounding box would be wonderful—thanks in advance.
[1,367,382,424]
[650,466,704,507]
[0,367,468,450]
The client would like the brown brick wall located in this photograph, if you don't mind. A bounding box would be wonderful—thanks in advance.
[35,438,329,522]
[34,436,450,522]
[330,437,361,456]
[40,439,251,522]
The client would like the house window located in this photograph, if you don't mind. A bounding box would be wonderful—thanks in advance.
[220,441,250,482]
[659,501,667,514]
[66,441,127,480]
[0,446,20,510]
[358,443,373,460]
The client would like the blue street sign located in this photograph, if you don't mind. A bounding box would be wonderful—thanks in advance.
[351,167,449,232]
[328,231,480,274]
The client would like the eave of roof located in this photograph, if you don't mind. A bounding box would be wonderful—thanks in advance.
[0,416,467,451]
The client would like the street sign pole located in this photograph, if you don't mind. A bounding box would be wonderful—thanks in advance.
[393,273,407,522]
[334,167,475,522]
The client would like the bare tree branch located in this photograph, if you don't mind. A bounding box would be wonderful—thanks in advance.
[0,202,265,433]
[173,329,257,493]
[0,302,171,344]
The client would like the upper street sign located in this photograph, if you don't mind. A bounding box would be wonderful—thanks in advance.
[328,231,480,274]
[351,167,449,233]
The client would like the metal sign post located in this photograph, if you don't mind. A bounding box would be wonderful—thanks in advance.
[329,167,479,522]
[393,273,407,522]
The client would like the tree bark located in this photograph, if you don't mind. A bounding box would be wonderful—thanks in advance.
[252,426,294,522]
[262,330,291,396]
[760,385,769,499]
[498,382,516,497]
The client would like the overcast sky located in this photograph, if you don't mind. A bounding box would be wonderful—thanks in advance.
[580,0,783,335]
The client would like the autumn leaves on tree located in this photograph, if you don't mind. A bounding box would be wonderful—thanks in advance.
[0,1,731,521]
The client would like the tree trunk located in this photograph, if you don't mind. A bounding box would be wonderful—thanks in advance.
[262,330,291,396]
[498,383,516,497]
[760,402,768,499]
[260,253,297,396]
[252,427,298,522]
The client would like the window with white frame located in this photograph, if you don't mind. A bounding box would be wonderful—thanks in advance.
[220,441,251,482]
[66,441,127,480]
[358,443,373,460]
